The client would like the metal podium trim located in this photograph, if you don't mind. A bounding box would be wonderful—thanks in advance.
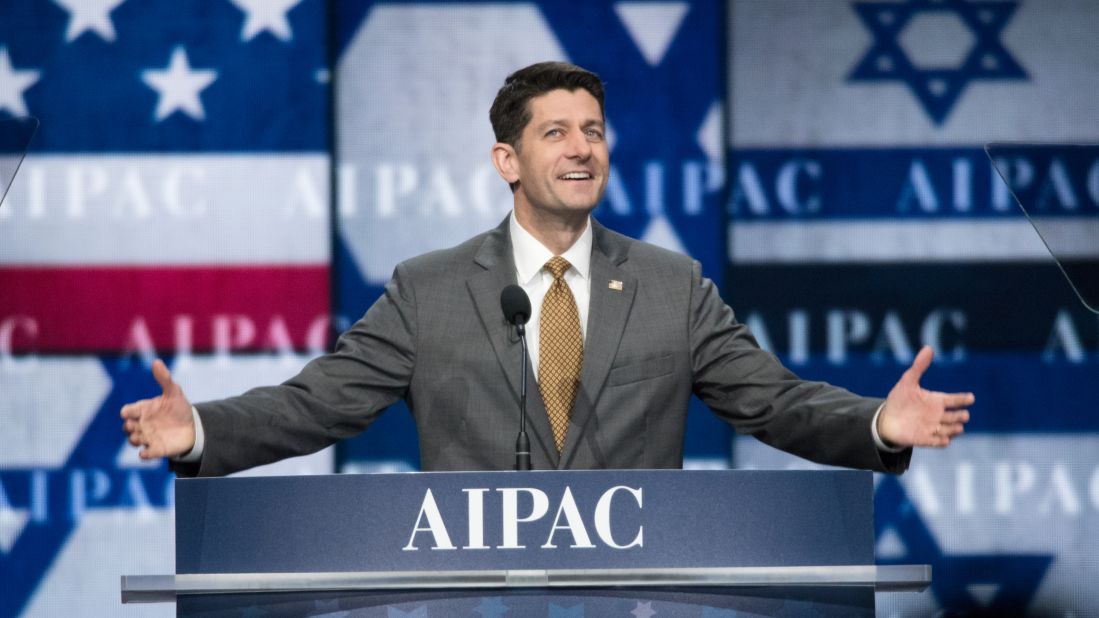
[121,564,930,603]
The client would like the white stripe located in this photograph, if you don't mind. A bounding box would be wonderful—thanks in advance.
[729,218,1096,263]
[728,0,1099,146]
[0,154,329,265]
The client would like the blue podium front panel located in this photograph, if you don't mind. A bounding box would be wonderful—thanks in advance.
[175,470,873,574]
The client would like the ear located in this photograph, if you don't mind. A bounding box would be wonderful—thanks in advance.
[491,142,519,185]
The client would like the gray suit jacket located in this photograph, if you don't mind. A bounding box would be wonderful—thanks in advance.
[181,217,910,476]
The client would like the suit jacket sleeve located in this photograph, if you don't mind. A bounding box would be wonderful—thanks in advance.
[687,261,911,474]
[173,263,419,477]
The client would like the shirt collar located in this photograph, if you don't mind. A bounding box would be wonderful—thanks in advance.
[510,211,592,285]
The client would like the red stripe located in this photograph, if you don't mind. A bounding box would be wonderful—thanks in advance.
[0,266,330,354]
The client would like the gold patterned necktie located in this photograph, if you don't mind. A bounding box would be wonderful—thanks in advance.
[539,256,583,453]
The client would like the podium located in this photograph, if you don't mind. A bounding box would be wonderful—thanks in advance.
[122,470,928,616]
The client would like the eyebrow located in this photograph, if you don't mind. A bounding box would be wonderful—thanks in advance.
[535,118,605,131]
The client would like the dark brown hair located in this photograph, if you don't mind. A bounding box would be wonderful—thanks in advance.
[489,61,605,151]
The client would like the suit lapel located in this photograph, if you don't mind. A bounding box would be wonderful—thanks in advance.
[467,216,559,468]
[559,222,637,468]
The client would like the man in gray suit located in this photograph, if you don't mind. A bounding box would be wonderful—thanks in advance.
[122,62,972,476]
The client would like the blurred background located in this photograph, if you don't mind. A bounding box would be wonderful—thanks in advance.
[1,0,1097,615]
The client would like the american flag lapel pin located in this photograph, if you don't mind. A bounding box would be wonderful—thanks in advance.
[608,280,623,291]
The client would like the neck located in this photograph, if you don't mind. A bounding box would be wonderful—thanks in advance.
[513,205,589,255]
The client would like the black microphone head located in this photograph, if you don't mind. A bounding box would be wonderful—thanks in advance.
[500,284,531,326]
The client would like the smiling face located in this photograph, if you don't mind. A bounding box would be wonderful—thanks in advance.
[492,88,609,227]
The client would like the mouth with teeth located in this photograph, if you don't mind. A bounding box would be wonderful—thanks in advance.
[559,171,593,181]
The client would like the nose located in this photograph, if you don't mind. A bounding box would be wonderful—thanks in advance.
[564,130,592,160]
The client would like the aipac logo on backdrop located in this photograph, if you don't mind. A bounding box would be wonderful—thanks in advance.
[848,0,1028,124]
[0,359,174,617]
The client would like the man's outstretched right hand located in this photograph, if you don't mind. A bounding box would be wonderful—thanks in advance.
[120,359,196,460]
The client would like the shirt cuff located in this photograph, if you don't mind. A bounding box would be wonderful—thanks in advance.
[872,402,907,453]
[174,406,205,463]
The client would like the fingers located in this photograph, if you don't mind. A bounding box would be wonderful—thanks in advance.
[937,391,975,410]
[120,400,146,420]
[940,420,965,438]
[903,345,934,384]
[152,358,174,395]
[942,409,969,425]
[923,415,966,448]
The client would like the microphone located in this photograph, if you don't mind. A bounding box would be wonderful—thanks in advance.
[500,284,532,471]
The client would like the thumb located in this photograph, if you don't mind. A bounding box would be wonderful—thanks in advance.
[905,345,934,384]
[151,359,174,395]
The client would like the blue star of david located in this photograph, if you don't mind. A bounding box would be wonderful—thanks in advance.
[875,476,1052,614]
[0,356,174,617]
[849,0,1027,125]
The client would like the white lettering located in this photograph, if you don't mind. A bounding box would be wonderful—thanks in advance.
[788,310,810,365]
[1036,158,1077,210]
[729,162,769,215]
[991,157,1033,212]
[1037,464,1080,515]
[163,166,207,218]
[603,166,632,215]
[423,166,462,218]
[776,158,821,214]
[337,163,358,217]
[498,488,549,549]
[644,161,664,216]
[1088,157,1099,207]
[896,159,938,212]
[262,316,295,357]
[123,317,157,363]
[285,167,325,218]
[594,486,643,549]
[125,471,155,519]
[827,310,871,363]
[1043,309,1084,362]
[32,470,47,522]
[683,161,704,216]
[872,311,913,364]
[173,315,193,370]
[542,487,595,549]
[921,309,967,362]
[69,469,111,522]
[952,157,972,212]
[906,468,942,515]
[111,168,153,219]
[212,315,256,356]
[402,489,456,551]
[469,163,507,216]
[956,461,975,515]
[463,488,489,549]
[1090,467,1099,511]
[306,314,331,356]
[375,164,417,218]
[744,312,774,355]
[65,164,109,218]
[993,461,1036,515]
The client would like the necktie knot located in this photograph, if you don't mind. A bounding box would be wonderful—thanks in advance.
[545,256,572,281]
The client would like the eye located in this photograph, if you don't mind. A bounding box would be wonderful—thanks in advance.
[585,129,604,140]
[545,128,563,137]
